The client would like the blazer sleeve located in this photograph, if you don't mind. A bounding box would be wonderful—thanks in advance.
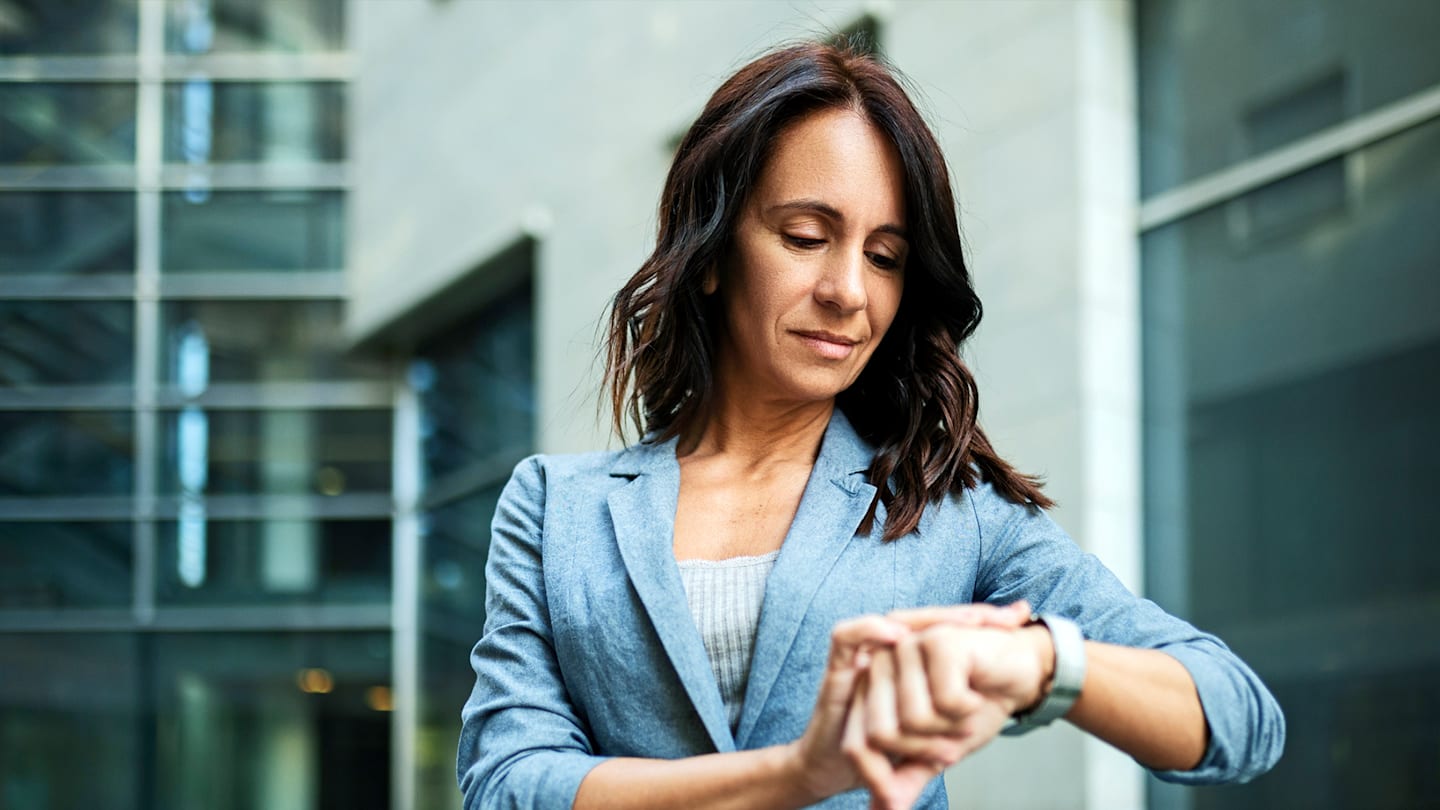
[457,456,609,809]
[968,482,1286,786]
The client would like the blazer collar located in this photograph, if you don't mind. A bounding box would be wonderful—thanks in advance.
[606,408,878,751]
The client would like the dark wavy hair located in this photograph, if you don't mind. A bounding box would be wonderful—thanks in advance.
[604,40,1052,540]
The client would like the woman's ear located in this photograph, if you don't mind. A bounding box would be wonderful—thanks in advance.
[702,265,718,295]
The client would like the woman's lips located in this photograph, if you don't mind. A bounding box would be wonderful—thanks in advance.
[794,330,858,360]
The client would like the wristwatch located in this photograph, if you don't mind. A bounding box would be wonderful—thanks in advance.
[1001,613,1086,736]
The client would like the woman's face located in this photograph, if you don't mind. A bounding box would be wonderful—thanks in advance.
[711,107,908,406]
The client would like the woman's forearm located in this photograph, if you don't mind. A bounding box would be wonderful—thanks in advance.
[1065,641,1209,771]
[573,743,826,810]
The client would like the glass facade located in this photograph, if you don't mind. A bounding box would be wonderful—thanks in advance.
[0,3,404,809]
[1140,2,1440,807]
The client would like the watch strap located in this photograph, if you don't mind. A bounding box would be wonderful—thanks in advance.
[1001,613,1086,736]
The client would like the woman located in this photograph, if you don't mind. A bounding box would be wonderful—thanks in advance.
[458,41,1284,810]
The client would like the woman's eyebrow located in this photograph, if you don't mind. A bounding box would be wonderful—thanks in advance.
[765,198,907,239]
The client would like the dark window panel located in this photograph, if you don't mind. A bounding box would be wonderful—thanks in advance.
[0,411,133,496]
[0,634,141,810]
[0,522,132,609]
[164,81,345,164]
[0,84,137,165]
[1142,93,1440,810]
[154,517,390,605]
[413,281,535,483]
[0,192,136,276]
[0,301,134,387]
[157,408,391,496]
[161,190,343,272]
[160,300,384,386]
[0,0,138,55]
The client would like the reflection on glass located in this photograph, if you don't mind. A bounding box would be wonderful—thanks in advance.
[160,300,385,386]
[161,190,343,272]
[0,411,133,496]
[0,634,140,810]
[0,0,138,55]
[0,192,136,275]
[0,301,133,386]
[414,281,535,482]
[1139,0,1440,195]
[164,81,345,164]
[158,408,390,495]
[153,632,390,810]
[0,84,137,165]
[165,0,344,54]
[0,522,131,609]
[1142,118,1440,808]
[155,518,390,604]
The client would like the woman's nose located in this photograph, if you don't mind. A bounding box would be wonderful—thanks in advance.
[814,248,867,313]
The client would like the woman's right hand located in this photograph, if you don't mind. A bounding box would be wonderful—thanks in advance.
[790,602,1034,805]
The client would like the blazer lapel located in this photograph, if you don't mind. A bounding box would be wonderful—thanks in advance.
[734,409,877,746]
[607,439,736,753]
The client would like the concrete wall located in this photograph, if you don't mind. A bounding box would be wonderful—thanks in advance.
[349,1,1143,807]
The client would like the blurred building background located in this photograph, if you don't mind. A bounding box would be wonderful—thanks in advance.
[0,1,1435,809]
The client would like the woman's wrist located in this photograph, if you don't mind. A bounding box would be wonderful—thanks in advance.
[1015,623,1057,714]
[777,741,837,807]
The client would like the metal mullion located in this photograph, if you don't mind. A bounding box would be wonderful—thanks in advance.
[1140,82,1440,231]
[0,53,352,83]
[157,271,347,299]
[391,368,421,810]
[132,0,165,627]
[0,274,137,299]
[0,605,392,634]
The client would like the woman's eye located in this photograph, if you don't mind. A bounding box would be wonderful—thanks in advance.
[867,252,901,270]
[783,235,825,249]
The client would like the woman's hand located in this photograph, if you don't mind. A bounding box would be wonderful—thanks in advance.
[845,603,1050,810]
[792,602,1035,805]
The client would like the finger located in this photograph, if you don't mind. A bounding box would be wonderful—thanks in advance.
[864,647,901,747]
[865,648,966,763]
[817,616,905,722]
[829,615,906,669]
[887,601,1031,631]
[844,676,898,801]
[894,633,950,736]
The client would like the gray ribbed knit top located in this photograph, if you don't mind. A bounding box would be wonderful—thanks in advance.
[676,550,780,733]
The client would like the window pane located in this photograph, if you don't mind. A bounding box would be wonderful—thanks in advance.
[1138,0,1440,195]
[161,190,343,272]
[152,632,389,810]
[0,192,136,276]
[421,487,500,623]
[164,81,344,164]
[1142,118,1440,808]
[0,301,134,387]
[0,412,133,496]
[0,0,138,55]
[160,300,383,386]
[157,408,390,496]
[165,0,344,54]
[0,634,141,810]
[0,84,137,165]
[415,281,535,482]
[0,522,132,609]
[155,518,390,605]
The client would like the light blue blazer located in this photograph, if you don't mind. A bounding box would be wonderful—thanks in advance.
[458,410,1284,809]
